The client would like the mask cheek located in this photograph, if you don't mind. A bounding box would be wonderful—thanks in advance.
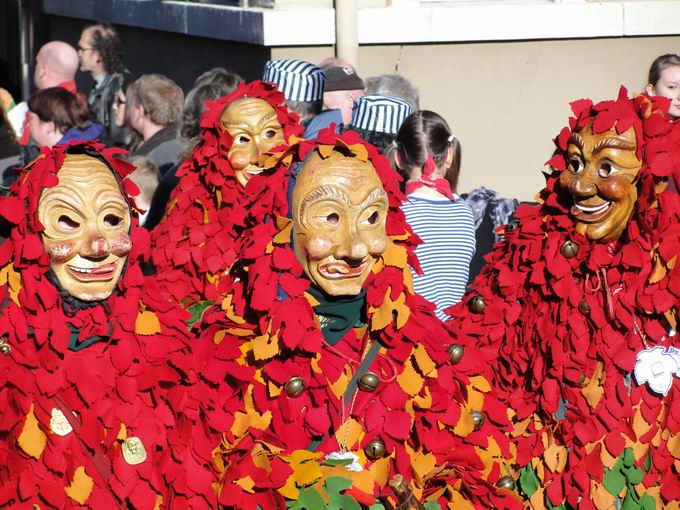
[304,233,334,260]
[110,233,132,257]
[599,176,632,201]
[366,234,388,257]
[44,240,77,263]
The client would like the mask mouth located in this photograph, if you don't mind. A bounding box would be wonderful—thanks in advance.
[571,198,612,223]
[66,260,118,281]
[318,258,370,279]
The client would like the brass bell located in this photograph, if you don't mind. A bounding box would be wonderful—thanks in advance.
[577,374,586,386]
[447,344,464,364]
[0,339,10,356]
[496,475,515,490]
[469,296,485,314]
[560,240,580,259]
[358,372,379,392]
[364,437,386,460]
[505,220,519,232]
[578,299,590,315]
[471,411,485,431]
[284,377,305,398]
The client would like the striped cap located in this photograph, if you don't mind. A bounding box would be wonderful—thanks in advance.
[349,94,413,134]
[262,59,325,102]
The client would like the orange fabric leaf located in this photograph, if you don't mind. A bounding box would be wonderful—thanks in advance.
[396,358,424,397]
[135,309,161,335]
[543,444,568,473]
[64,466,94,504]
[17,404,46,459]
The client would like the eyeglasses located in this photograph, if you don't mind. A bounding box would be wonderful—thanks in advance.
[114,97,126,106]
[78,46,94,53]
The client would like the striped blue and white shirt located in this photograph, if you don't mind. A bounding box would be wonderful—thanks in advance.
[401,194,476,320]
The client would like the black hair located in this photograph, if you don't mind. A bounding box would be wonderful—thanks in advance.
[349,127,396,154]
[87,23,124,74]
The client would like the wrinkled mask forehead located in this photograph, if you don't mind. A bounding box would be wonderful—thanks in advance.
[38,153,132,301]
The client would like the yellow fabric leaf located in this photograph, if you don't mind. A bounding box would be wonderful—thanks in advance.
[378,239,408,269]
[329,369,350,399]
[273,217,293,245]
[369,456,391,488]
[591,481,615,510]
[18,404,46,459]
[664,309,677,332]
[221,294,247,325]
[215,189,222,208]
[582,362,605,409]
[317,144,334,159]
[236,476,256,493]
[599,441,619,469]
[396,358,424,397]
[452,410,475,437]
[64,466,93,505]
[413,385,432,409]
[447,488,475,510]
[475,437,502,477]
[0,263,21,306]
[279,450,324,500]
[251,443,272,472]
[226,327,253,337]
[543,444,568,473]
[117,423,127,441]
[369,288,410,331]
[528,487,547,510]
[649,252,667,284]
[268,379,282,398]
[413,344,437,377]
[346,142,368,161]
[465,384,485,413]
[230,386,272,439]
[410,448,437,480]
[135,309,161,336]
[667,432,680,460]
[469,375,491,393]
[252,330,279,361]
[154,494,163,510]
[335,418,363,451]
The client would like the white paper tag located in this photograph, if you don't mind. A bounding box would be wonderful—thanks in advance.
[633,346,679,396]
[325,451,364,472]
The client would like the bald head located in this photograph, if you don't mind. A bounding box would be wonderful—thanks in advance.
[34,41,79,89]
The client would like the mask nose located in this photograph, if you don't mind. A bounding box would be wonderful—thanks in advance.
[81,235,110,259]
[335,232,368,261]
[569,175,597,198]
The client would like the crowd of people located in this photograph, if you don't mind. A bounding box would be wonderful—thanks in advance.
[0,20,679,510]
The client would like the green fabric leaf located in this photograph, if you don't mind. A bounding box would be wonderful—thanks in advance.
[288,487,326,509]
[367,503,386,510]
[423,501,442,510]
[518,465,541,498]
[321,458,355,467]
[622,448,635,468]
[621,492,641,510]
[325,477,362,510]
[640,494,656,510]
[623,465,644,486]
[603,466,626,497]
[187,300,213,327]
[643,450,652,472]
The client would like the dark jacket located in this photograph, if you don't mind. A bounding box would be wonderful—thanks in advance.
[89,72,126,146]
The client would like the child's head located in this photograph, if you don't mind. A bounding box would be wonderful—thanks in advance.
[394,110,461,192]
[646,53,680,118]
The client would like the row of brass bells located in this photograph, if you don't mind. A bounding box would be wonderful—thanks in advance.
[560,240,580,259]
[284,377,305,398]
[0,337,10,356]
[365,437,386,460]
[447,344,464,364]
[469,296,485,314]
[496,476,515,490]
[358,372,379,392]
[471,411,485,431]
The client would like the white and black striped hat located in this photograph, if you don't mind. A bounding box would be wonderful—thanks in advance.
[349,94,413,134]
[262,59,325,102]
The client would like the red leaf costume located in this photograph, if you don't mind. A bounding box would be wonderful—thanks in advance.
[0,143,216,509]
[150,81,302,309]
[446,90,680,509]
[199,129,521,509]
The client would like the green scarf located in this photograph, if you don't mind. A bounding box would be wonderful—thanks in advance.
[306,285,366,346]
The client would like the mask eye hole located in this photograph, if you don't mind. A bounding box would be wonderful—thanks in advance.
[367,211,380,225]
[569,158,583,174]
[326,213,339,225]
[236,135,250,144]
[598,162,615,178]
[58,215,80,231]
[263,129,277,139]
[103,214,123,227]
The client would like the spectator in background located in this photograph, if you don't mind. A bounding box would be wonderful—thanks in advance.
[262,59,342,138]
[0,103,20,185]
[322,65,365,127]
[111,73,140,150]
[347,94,412,152]
[394,110,475,319]
[127,74,184,173]
[646,53,680,119]
[144,70,241,230]
[127,155,161,226]
[7,41,79,143]
[365,73,420,111]
[27,87,102,149]
[78,23,128,145]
